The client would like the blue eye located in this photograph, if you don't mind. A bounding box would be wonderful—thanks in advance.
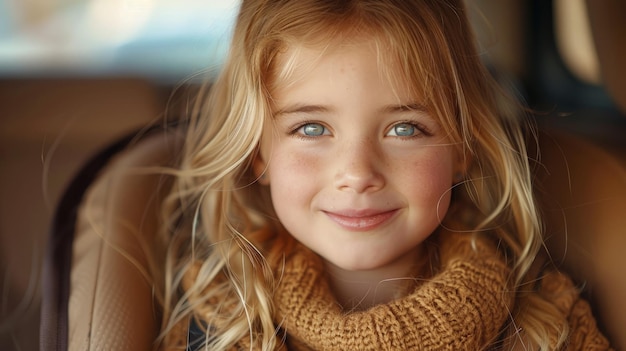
[388,123,416,137]
[301,123,327,136]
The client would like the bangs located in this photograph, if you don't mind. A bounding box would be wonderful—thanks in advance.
[246,0,469,145]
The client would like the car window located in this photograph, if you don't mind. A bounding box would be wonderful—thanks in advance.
[0,0,240,83]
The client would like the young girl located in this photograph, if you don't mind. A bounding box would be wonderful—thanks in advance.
[158,0,613,349]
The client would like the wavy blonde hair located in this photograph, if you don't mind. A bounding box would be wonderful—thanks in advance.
[158,0,568,349]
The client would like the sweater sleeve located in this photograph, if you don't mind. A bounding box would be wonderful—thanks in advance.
[540,270,614,350]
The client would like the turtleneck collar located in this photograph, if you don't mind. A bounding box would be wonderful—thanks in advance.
[272,230,514,350]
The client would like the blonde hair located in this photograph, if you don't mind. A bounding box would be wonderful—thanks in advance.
[159,0,568,349]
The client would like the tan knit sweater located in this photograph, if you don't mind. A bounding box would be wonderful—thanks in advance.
[163,231,613,350]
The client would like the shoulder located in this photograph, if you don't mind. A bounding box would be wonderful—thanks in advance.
[537,270,613,349]
[537,270,579,312]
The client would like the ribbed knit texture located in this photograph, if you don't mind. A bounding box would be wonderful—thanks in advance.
[272,231,512,350]
[162,231,614,350]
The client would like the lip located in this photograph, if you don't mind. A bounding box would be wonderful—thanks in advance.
[323,209,399,231]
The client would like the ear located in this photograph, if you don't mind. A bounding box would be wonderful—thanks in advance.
[253,152,270,185]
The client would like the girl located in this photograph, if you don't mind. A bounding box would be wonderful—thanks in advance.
[158,0,612,349]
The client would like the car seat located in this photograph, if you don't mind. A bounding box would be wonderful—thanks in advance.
[39,127,180,350]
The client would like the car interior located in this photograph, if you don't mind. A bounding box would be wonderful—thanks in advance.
[0,0,624,349]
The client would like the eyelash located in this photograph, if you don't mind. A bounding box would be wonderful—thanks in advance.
[287,120,434,139]
[387,120,434,139]
[288,121,329,140]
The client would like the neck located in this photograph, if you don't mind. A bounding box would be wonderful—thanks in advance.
[324,245,429,311]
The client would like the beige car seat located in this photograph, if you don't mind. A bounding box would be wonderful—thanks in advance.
[40,129,180,350]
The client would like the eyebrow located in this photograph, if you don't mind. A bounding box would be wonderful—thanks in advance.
[274,104,331,117]
[381,102,428,114]
[274,102,427,118]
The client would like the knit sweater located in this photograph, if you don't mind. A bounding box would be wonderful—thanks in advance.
[163,231,613,350]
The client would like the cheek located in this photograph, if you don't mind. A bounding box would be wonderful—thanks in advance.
[402,149,455,209]
[268,149,318,182]
[267,149,321,204]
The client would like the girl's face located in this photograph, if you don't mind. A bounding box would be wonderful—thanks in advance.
[257,39,459,273]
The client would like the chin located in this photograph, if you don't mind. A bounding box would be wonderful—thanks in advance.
[325,255,389,272]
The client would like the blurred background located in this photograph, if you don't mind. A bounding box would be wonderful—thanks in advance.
[0,0,624,350]
[0,1,238,349]
[0,0,236,81]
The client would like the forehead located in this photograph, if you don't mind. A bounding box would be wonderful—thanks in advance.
[270,36,416,102]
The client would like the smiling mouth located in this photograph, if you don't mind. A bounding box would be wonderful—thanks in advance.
[323,209,398,231]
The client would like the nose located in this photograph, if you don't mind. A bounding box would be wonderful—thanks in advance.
[333,138,385,193]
